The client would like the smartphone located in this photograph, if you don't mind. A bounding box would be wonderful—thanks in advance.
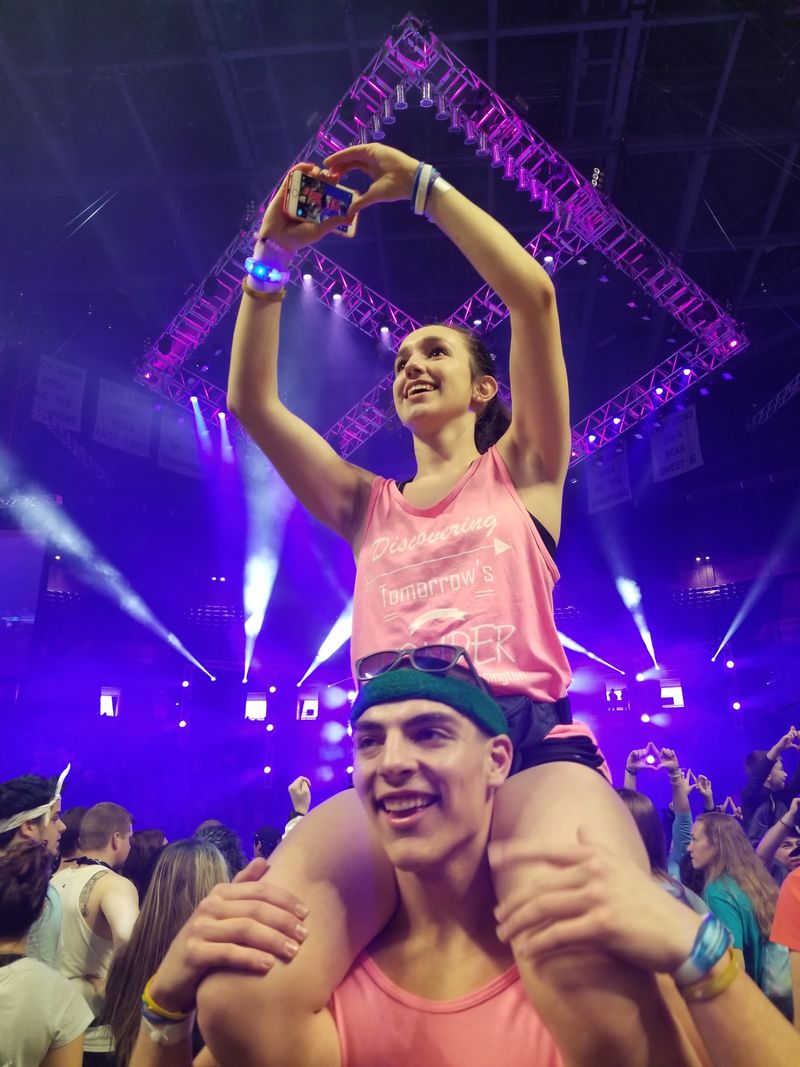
[283,168,358,238]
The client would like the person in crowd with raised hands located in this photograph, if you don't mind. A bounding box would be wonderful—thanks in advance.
[223,136,680,1066]
[688,812,779,984]
[756,796,800,885]
[623,745,695,882]
[742,726,800,847]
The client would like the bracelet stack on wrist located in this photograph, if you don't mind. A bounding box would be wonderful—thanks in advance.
[672,914,733,989]
[409,161,452,217]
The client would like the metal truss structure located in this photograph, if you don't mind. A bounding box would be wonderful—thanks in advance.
[136,14,748,464]
[748,370,800,431]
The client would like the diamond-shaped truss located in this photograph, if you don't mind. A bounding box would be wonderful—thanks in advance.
[136,14,748,464]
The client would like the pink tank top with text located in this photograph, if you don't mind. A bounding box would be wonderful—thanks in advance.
[329,953,563,1067]
[352,447,571,702]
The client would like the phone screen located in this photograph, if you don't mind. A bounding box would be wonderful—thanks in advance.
[295,174,354,224]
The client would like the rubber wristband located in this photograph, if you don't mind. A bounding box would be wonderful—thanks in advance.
[679,947,739,1002]
[414,163,434,215]
[425,175,453,217]
[672,914,732,987]
[142,976,192,1021]
[410,162,425,212]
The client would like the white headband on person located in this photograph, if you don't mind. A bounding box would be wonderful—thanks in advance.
[0,763,71,834]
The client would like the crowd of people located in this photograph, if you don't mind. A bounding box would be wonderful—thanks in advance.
[3,143,800,1066]
[1,712,800,1067]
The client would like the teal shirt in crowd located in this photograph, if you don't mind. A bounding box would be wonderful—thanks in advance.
[703,874,765,981]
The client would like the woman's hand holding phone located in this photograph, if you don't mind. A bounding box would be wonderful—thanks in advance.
[323,144,421,215]
[258,164,352,264]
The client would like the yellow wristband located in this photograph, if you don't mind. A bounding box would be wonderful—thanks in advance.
[241,277,287,302]
[679,947,740,1003]
[142,976,193,1021]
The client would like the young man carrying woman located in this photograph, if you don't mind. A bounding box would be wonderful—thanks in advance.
[218,142,697,1065]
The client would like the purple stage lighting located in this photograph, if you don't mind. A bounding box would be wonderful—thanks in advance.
[615,577,658,668]
[725,659,735,669]
[298,600,354,685]
[732,701,741,711]
[179,720,187,728]
[181,680,189,688]
[640,713,651,723]
[558,631,625,675]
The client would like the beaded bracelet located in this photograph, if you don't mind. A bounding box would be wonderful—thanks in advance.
[679,947,739,1003]
[142,975,192,1021]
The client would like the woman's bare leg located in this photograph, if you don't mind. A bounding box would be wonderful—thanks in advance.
[198,790,397,1067]
[489,763,706,1067]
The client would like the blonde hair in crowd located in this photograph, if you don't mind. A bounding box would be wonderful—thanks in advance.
[101,839,229,1067]
[695,812,778,938]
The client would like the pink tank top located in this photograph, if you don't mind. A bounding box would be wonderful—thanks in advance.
[329,953,563,1067]
[352,447,571,702]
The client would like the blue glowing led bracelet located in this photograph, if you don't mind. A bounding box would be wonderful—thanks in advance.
[244,257,290,286]
[671,914,733,987]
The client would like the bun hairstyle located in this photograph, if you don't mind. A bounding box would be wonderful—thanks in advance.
[442,324,511,452]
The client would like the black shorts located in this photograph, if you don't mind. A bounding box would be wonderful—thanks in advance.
[496,694,605,777]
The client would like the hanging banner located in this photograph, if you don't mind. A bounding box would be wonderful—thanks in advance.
[32,356,86,432]
[93,380,152,458]
[650,404,704,483]
[157,413,203,479]
[586,447,632,513]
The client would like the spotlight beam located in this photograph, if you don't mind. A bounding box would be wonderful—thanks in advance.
[298,601,353,686]
[0,446,212,678]
[615,576,658,668]
[558,631,625,675]
[712,496,800,660]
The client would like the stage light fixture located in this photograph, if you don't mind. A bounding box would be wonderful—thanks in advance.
[577,257,588,266]
[394,83,408,110]
[419,81,434,107]
[448,106,461,133]
[268,685,277,694]
[476,132,490,157]
[640,713,651,723]
[369,113,384,141]
[435,94,448,119]
[263,766,272,775]
[332,291,343,302]
[381,97,395,124]
[179,720,187,728]
[503,157,516,181]
[266,723,275,732]
[655,387,664,396]
[732,701,741,711]
[463,121,477,144]
[472,318,483,327]
[725,659,735,669]
[613,417,621,425]
[491,144,503,169]
[181,680,189,688]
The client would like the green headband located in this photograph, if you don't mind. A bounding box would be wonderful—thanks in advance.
[350,668,508,736]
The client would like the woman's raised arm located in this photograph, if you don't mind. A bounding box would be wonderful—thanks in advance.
[228,164,374,544]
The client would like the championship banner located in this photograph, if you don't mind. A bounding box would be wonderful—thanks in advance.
[586,447,632,513]
[650,404,704,483]
[93,380,152,458]
[157,412,203,479]
[32,356,86,432]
